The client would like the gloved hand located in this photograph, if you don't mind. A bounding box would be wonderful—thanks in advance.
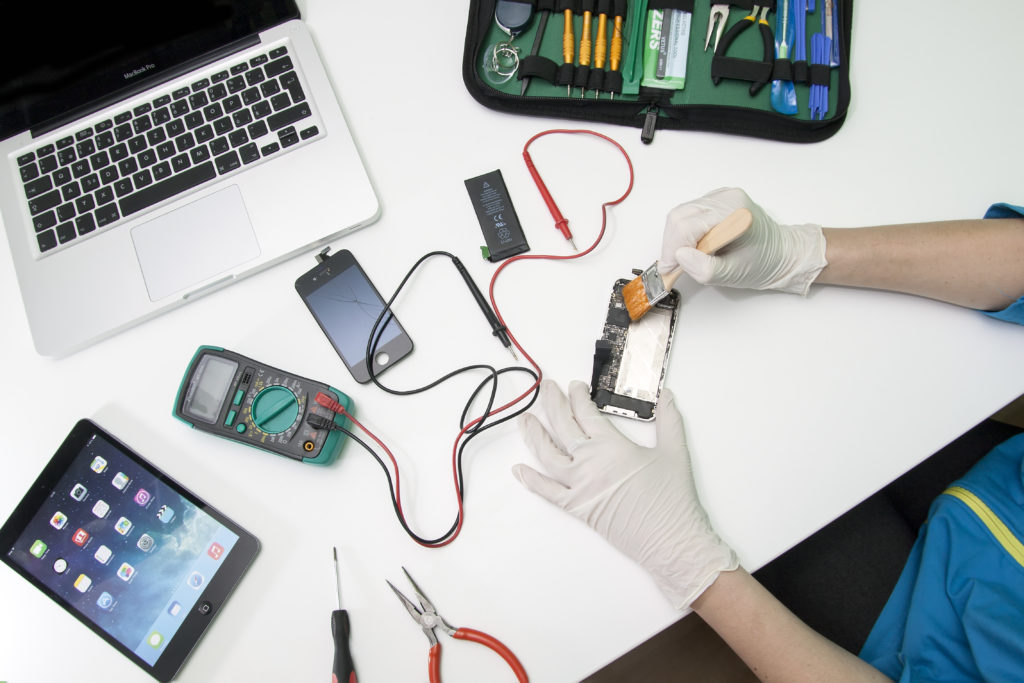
[513,380,738,609]
[660,187,828,295]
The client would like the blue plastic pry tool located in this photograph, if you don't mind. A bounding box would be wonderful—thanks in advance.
[770,0,797,114]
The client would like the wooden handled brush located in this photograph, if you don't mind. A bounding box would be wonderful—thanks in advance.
[622,208,753,321]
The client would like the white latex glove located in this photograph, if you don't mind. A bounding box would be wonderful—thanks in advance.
[660,187,827,295]
[513,380,738,609]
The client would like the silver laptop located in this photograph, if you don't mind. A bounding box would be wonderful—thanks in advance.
[0,1,380,357]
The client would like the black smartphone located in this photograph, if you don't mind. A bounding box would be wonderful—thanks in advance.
[295,249,413,383]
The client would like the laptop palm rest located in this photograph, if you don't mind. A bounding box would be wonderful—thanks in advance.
[131,185,261,301]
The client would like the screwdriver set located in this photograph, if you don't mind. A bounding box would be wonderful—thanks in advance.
[464,0,852,143]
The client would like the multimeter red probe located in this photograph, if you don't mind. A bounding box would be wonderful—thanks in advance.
[318,130,635,549]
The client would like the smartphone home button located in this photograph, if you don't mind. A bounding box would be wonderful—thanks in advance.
[375,352,390,367]
[197,601,214,616]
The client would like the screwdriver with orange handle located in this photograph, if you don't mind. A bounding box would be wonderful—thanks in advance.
[331,547,357,683]
[593,8,608,97]
[561,8,574,95]
[608,6,624,98]
[578,8,593,96]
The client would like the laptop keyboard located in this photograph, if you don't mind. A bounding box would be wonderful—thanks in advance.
[16,44,319,255]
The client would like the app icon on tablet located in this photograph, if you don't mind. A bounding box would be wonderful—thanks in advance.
[30,540,47,558]
[49,511,68,529]
[94,545,113,565]
[90,456,107,473]
[157,505,175,524]
[71,483,88,501]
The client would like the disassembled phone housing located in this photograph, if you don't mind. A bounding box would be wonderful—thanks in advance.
[591,277,680,421]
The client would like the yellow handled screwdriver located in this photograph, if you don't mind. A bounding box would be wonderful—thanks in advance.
[562,9,575,95]
[609,11,624,98]
[578,8,593,96]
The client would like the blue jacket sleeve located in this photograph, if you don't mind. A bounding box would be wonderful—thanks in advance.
[982,203,1024,324]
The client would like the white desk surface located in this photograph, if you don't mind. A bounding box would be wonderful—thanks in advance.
[2,2,1023,681]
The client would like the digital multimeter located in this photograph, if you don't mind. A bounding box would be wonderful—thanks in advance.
[173,346,353,465]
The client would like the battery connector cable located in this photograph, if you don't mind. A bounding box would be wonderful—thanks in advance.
[311,129,635,548]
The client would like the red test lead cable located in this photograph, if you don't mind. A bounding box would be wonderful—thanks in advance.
[523,148,577,251]
[318,130,635,549]
[490,129,636,385]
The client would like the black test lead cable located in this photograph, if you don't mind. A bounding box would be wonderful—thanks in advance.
[324,131,635,549]
[354,251,539,547]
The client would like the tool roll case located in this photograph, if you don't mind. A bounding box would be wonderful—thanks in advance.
[463,0,853,143]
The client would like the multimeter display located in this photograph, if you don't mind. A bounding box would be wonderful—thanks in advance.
[174,346,352,465]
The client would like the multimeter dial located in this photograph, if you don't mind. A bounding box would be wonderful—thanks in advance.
[250,386,301,434]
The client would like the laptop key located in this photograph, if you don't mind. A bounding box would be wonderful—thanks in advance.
[264,56,293,78]
[56,222,76,244]
[24,176,53,199]
[56,203,76,222]
[53,168,73,186]
[33,210,57,231]
[95,203,120,227]
[119,161,216,217]
[215,151,240,175]
[76,213,97,235]
[152,162,172,181]
[239,143,260,164]
[133,169,154,189]
[267,104,311,131]
[17,152,35,166]
[37,229,57,252]
[20,162,40,182]
[39,155,58,174]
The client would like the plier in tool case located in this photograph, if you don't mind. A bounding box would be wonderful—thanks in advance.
[711,2,776,95]
[388,568,529,682]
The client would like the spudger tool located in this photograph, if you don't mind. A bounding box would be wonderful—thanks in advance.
[622,208,753,321]
[331,547,357,683]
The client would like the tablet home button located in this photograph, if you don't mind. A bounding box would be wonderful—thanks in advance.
[198,601,214,615]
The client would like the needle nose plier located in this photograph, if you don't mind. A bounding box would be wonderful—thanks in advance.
[711,4,775,95]
[387,568,529,683]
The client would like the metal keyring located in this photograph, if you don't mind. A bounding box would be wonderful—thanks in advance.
[483,41,520,85]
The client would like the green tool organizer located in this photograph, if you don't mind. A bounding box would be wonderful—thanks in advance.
[464,0,852,143]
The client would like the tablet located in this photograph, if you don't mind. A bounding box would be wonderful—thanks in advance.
[0,419,260,681]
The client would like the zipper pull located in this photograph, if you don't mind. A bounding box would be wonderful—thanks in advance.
[641,105,659,144]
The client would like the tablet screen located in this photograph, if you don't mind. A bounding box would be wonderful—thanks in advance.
[1,419,259,681]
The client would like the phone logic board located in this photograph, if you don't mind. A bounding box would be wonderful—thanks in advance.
[591,278,681,421]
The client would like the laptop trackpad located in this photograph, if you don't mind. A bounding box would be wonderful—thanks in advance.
[131,185,261,301]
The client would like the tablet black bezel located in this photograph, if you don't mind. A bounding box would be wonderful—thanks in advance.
[0,418,260,682]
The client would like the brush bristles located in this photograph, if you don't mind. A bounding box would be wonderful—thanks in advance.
[622,275,651,321]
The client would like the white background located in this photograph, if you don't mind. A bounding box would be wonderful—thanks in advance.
[2,1,1023,681]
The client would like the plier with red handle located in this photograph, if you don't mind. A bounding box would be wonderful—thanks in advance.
[387,568,529,683]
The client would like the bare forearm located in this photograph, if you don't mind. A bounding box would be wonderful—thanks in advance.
[691,569,891,683]
[817,219,1024,311]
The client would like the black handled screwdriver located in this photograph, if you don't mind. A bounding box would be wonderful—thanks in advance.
[331,547,357,683]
